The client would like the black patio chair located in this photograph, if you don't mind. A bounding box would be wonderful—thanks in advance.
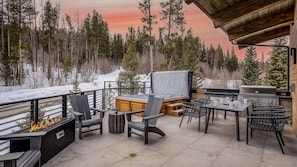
[179,101,207,131]
[0,131,46,167]
[252,105,284,110]
[70,95,106,139]
[246,112,289,154]
[126,95,165,144]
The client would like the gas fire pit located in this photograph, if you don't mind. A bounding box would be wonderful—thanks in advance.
[10,118,75,165]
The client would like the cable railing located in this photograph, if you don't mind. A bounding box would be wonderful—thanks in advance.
[0,81,151,154]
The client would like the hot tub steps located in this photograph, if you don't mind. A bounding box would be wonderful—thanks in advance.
[167,103,183,116]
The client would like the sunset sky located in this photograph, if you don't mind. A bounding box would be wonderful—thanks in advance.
[47,0,272,61]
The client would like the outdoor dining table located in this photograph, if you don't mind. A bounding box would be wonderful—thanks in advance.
[202,100,252,141]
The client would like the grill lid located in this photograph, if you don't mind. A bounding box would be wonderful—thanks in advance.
[239,85,276,95]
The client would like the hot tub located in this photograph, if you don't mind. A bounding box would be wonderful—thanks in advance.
[115,70,192,115]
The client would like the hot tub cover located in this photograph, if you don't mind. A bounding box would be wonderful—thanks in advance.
[151,70,192,99]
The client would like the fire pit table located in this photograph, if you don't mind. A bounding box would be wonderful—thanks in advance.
[10,118,75,165]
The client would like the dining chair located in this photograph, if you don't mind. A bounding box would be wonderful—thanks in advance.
[246,112,289,154]
[179,101,207,131]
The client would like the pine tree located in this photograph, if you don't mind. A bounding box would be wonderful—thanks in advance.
[160,0,185,70]
[264,37,288,91]
[216,44,224,70]
[82,13,92,64]
[111,33,124,66]
[160,0,185,40]
[226,47,239,73]
[139,0,157,72]
[2,0,35,85]
[118,27,140,89]
[42,0,58,80]
[242,46,261,85]
[90,10,100,72]
[98,20,111,59]
[181,29,203,88]
[208,44,215,69]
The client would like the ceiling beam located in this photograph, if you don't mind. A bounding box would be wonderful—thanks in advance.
[236,26,290,49]
[185,0,194,4]
[227,7,294,41]
[211,0,286,28]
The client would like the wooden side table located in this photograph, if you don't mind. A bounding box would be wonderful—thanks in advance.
[108,111,125,134]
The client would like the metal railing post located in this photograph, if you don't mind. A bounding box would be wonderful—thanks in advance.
[130,81,134,95]
[62,95,67,118]
[93,91,97,108]
[142,82,146,94]
[118,81,122,96]
[34,99,39,123]
[30,100,34,122]
[102,89,106,110]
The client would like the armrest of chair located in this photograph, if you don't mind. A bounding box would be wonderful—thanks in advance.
[143,113,164,120]
[71,110,83,116]
[0,152,24,162]
[90,107,106,113]
[90,107,107,118]
[126,110,145,121]
[126,110,145,116]
[143,113,164,127]
[0,131,47,150]
[0,131,46,140]
[70,110,83,122]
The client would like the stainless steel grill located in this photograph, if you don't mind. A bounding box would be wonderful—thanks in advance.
[238,85,279,106]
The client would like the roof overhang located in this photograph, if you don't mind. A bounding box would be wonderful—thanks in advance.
[185,0,295,48]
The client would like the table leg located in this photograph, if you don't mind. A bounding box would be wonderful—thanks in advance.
[204,108,211,134]
[235,112,240,141]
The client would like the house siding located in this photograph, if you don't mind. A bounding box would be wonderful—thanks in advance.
[289,0,297,135]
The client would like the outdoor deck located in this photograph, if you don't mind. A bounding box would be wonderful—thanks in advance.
[43,113,297,167]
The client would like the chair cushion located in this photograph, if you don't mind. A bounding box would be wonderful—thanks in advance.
[81,118,102,127]
[17,150,41,167]
[128,121,156,131]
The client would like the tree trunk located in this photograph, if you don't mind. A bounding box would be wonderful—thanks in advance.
[95,42,99,73]
[47,38,51,80]
[18,36,22,85]
[1,0,4,62]
[7,31,11,86]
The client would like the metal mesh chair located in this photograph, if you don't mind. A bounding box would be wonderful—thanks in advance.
[179,101,207,131]
[246,112,289,154]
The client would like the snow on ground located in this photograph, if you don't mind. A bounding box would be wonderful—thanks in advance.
[0,69,153,104]
[0,69,123,104]
[0,67,241,104]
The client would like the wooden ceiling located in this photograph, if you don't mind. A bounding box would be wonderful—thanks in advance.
[185,0,295,47]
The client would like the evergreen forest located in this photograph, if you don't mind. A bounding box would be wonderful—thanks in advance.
[0,0,289,91]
